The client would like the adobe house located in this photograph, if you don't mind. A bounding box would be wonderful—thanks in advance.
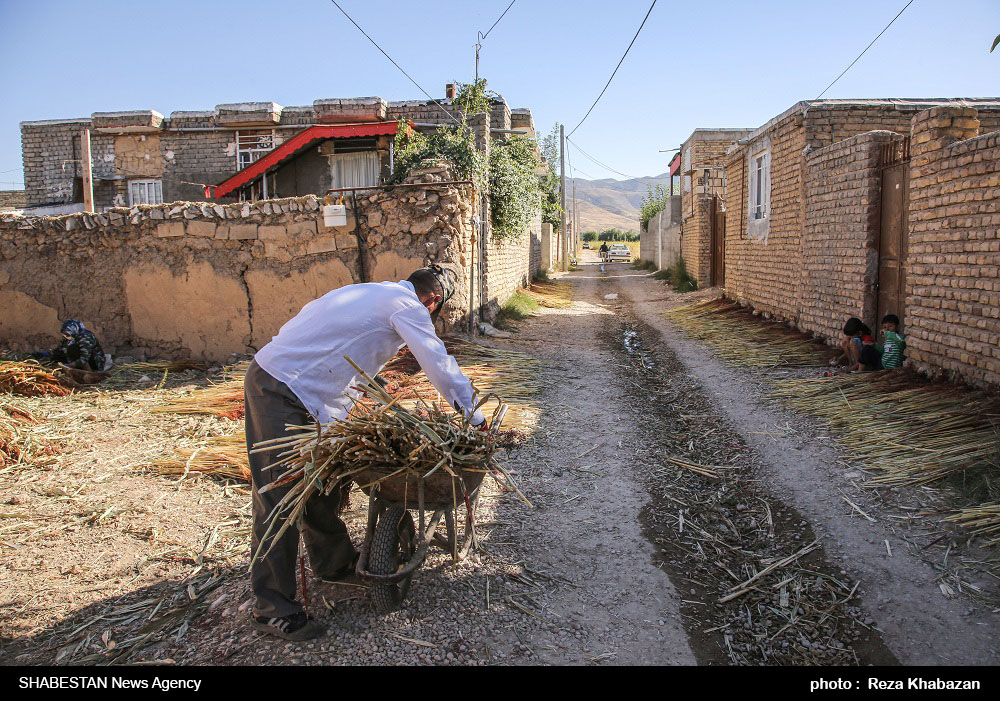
[676,128,751,287]
[18,91,532,212]
[722,98,1000,328]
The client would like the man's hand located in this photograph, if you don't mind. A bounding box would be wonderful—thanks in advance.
[474,420,489,433]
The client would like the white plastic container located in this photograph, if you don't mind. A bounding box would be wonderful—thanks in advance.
[323,204,347,227]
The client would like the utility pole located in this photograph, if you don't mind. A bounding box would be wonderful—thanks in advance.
[81,129,94,214]
[560,124,567,271]
[572,176,578,257]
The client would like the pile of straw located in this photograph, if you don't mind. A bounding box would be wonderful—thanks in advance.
[149,434,250,481]
[0,361,73,397]
[252,359,526,557]
[0,404,59,469]
[944,503,1000,548]
[151,382,244,420]
[664,299,833,368]
[771,371,1000,488]
[528,279,572,309]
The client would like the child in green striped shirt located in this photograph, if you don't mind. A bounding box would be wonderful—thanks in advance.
[880,314,906,369]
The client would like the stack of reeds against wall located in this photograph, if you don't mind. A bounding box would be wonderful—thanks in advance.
[664,298,834,369]
[251,357,527,562]
[771,371,1000,546]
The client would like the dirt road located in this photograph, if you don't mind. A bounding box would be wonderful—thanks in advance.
[4,253,998,666]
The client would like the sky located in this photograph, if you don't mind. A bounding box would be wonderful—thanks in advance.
[1,0,998,190]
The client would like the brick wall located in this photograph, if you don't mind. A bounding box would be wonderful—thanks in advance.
[724,112,806,319]
[905,107,1000,387]
[724,100,1000,326]
[0,191,26,211]
[799,131,897,339]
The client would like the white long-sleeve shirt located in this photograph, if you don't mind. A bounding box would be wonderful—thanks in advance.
[254,280,486,426]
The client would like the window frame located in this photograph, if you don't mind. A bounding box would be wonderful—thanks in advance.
[128,179,163,206]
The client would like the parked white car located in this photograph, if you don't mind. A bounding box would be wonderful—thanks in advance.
[607,243,632,262]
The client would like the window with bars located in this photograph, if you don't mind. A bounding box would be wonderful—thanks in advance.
[128,179,162,205]
[750,151,769,221]
[236,130,275,170]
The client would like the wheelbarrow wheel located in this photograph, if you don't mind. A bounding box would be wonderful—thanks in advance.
[369,505,416,614]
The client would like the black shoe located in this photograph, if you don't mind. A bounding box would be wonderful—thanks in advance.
[251,612,326,641]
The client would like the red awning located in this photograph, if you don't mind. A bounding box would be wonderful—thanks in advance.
[668,151,682,177]
[211,121,406,199]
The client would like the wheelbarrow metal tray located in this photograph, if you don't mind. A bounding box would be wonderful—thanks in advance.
[356,465,487,505]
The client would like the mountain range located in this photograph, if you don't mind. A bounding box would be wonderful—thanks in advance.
[565,172,672,233]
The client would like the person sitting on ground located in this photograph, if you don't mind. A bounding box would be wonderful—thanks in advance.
[34,320,106,371]
[859,331,881,371]
[830,317,865,374]
[879,314,906,369]
[245,264,487,641]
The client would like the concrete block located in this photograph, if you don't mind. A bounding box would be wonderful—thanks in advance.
[306,237,337,255]
[286,220,317,238]
[229,223,258,240]
[258,224,287,241]
[155,221,185,238]
[187,221,217,238]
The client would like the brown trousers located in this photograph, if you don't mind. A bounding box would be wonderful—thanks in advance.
[244,359,356,619]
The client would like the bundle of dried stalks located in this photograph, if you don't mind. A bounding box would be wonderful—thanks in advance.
[150,434,250,481]
[664,299,833,368]
[0,404,59,469]
[252,357,526,560]
[114,360,212,373]
[0,361,73,397]
[151,381,245,420]
[772,372,1000,487]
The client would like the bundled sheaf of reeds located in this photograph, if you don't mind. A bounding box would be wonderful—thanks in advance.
[771,371,1000,488]
[149,434,251,482]
[664,298,833,368]
[251,358,527,560]
[0,404,60,468]
[151,382,245,420]
[0,361,73,397]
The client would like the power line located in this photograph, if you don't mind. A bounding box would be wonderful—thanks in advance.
[567,138,640,180]
[328,0,461,126]
[816,0,915,99]
[480,0,516,41]
[567,0,656,137]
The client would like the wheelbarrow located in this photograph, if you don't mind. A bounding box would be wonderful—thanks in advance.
[353,406,507,613]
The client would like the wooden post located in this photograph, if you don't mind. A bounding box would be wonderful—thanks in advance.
[81,129,95,213]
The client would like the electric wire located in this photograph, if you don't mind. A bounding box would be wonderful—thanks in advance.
[328,0,462,126]
[816,0,915,99]
[480,0,516,41]
[567,137,640,179]
[567,0,656,137]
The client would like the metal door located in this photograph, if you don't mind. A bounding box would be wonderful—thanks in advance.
[878,148,909,328]
[710,196,726,287]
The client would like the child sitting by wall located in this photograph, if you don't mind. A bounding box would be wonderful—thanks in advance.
[879,314,906,369]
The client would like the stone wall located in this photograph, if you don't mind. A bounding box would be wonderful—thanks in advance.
[0,168,476,361]
[798,131,897,340]
[904,107,1000,387]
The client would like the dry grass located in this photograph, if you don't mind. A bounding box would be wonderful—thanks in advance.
[527,280,572,309]
[0,361,73,397]
[664,298,835,369]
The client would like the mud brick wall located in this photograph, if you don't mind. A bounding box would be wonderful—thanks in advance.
[640,199,681,270]
[681,132,748,286]
[799,131,898,340]
[528,211,543,277]
[0,191,26,211]
[724,101,1000,325]
[723,112,806,320]
[0,169,476,361]
[482,228,532,318]
[905,107,1000,387]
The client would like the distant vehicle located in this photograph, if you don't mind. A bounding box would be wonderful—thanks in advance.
[607,243,631,262]
[582,242,590,249]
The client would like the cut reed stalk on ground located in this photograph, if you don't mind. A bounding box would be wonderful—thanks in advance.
[664,298,834,369]
[527,279,572,309]
[771,371,1000,546]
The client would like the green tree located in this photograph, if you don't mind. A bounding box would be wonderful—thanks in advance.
[538,124,563,230]
[581,231,597,242]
